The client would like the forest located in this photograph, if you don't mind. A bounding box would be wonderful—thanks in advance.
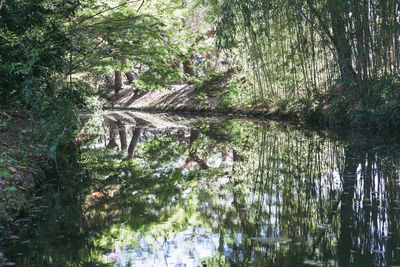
[0,0,400,266]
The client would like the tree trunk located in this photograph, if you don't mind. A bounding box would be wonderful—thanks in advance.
[118,121,127,151]
[306,0,357,82]
[107,124,118,149]
[361,0,371,79]
[183,59,194,77]
[214,50,222,71]
[185,129,209,170]
[127,128,141,159]
[115,71,122,94]
[328,0,357,82]
[337,147,358,266]
[351,1,363,80]
[125,71,135,85]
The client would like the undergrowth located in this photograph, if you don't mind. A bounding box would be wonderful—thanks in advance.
[209,70,400,128]
[321,76,400,128]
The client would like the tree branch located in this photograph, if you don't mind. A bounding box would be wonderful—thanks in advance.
[136,0,145,12]
[75,0,141,27]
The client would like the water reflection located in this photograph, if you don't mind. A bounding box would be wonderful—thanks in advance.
[3,111,400,266]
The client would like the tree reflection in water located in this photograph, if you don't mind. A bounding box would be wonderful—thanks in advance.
[4,112,400,266]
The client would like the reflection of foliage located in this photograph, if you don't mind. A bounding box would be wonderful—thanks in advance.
[79,148,126,177]
[11,115,400,266]
[139,136,188,167]
[192,119,346,265]
[77,118,348,266]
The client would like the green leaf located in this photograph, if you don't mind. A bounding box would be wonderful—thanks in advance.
[6,186,17,192]
[1,170,11,179]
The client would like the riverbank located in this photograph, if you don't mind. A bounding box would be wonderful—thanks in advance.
[0,110,47,236]
[102,74,400,129]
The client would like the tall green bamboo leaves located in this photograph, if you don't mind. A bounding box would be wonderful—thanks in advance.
[201,0,400,100]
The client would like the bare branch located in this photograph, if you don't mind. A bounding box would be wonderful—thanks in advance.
[136,0,145,12]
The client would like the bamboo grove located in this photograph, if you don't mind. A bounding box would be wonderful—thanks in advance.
[202,0,400,100]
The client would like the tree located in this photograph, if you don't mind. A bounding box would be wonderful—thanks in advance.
[69,0,186,94]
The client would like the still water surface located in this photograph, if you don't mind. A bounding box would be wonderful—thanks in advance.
[3,111,400,266]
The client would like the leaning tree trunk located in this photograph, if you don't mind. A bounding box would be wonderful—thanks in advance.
[125,71,135,85]
[127,128,142,159]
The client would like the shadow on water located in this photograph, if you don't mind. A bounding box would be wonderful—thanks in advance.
[3,111,400,266]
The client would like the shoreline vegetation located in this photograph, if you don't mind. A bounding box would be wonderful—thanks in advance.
[0,110,46,236]
[102,70,400,129]
[0,0,399,258]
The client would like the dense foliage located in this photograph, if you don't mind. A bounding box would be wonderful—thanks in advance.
[201,0,400,94]
[0,0,197,157]
[2,1,400,264]
[198,0,400,125]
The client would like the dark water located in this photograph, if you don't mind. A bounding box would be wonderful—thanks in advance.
[3,111,400,266]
